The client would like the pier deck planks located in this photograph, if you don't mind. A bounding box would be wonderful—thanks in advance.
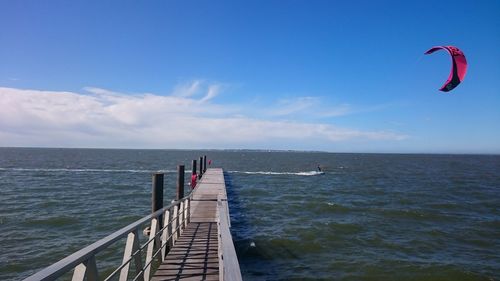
[151,168,226,281]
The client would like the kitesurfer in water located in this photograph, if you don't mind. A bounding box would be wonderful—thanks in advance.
[317,165,322,172]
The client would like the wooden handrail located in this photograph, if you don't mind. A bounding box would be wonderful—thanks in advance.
[24,194,191,281]
[217,195,242,281]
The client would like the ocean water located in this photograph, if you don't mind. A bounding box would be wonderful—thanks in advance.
[0,148,499,280]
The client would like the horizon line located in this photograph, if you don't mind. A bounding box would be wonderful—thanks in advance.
[0,146,498,156]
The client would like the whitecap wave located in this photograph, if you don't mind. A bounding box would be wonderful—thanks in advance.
[0,168,176,173]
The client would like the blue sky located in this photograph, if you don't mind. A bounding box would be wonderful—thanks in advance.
[1,0,499,153]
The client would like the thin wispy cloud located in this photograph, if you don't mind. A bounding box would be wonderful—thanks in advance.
[83,87,125,98]
[265,97,356,119]
[320,103,353,117]
[172,80,202,98]
[199,84,221,103]
[271,97,319,116]
[0,84,407,149]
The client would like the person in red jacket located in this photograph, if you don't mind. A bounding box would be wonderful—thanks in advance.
[190,173,197,189]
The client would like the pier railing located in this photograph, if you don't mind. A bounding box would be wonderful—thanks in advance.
[24,194,192,281]
[22,155,237,281]
[217,194,242,281]
[23,156,208,281]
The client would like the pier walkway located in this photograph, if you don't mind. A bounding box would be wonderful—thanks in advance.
[152,168,230,280]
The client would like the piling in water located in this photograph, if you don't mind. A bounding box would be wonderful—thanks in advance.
[192,159,197,176]
[203,155,207,173]
[176,165,184,200]
[152,173,164,213]
[151,172,164,229]
[199,157,203,179]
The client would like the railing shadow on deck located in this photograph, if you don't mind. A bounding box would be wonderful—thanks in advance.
[152,222,219,281]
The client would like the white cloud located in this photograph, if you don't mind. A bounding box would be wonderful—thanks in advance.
[0,84,407,149]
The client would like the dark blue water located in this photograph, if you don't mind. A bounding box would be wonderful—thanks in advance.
[0,148,499,280]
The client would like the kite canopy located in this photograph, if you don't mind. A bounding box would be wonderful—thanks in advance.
[424,46,467,92]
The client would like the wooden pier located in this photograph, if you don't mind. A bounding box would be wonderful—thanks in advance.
[152,168,235,280]
[24,163,242,281]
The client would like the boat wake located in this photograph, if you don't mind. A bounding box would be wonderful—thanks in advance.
[228,170,325,176]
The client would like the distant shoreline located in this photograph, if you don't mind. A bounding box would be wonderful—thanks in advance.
[0,146,498,156]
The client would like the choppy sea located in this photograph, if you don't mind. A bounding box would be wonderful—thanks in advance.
[0,148,499,280]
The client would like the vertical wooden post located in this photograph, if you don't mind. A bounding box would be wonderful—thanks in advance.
[184,197,191,227]
[179,201,185,235]
[176,165,184,200]
[120,230,142,281]
[161,209,171,261]
[152,173,164,213]
[203,155,207,173]
[152,173,164,227]
[172,205,178,244]
[72,256,98,281]
[192,159,197,177]
[199,156,203,179]
[144,218,159,280]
